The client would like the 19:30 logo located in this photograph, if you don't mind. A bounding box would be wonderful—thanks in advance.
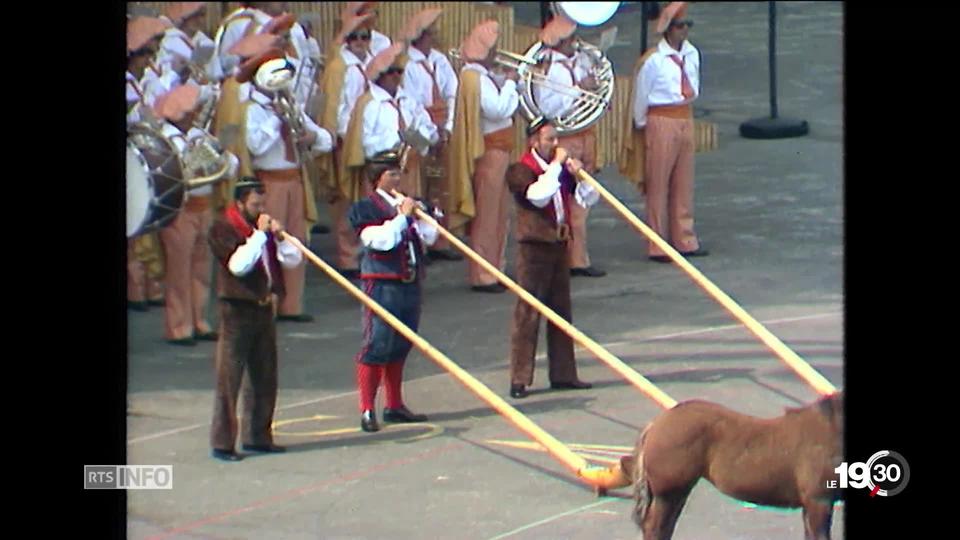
[830,450,910,497]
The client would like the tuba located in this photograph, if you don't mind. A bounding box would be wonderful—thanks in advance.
[449,38,614,135]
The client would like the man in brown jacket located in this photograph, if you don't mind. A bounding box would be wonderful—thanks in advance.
[207,178,303,461]
[504,119,595,399]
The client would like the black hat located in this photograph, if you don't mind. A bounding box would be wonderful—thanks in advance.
[365,148,402,167]
[526,116,552,138]
[233,176,265,200]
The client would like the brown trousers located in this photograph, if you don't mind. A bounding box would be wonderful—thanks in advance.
[644,115,700,256]
[257,170,307,315]
[509,241,579,386]
[422,143,453,251]
[557,129,598,269]
[468,148,512,286]
[399,151,422,199]
[327,196,361,270]
[158,201,214,340]
[210,300,278,450]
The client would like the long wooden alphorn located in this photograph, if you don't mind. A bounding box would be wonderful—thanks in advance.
[391,190,678,411]
[574,169,838,396]
[279,231,631,491]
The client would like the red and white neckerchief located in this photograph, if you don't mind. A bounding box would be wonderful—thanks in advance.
[530,149,567,225]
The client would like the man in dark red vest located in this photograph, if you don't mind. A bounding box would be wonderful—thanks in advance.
[504,118,596,399]
[207,177,303,461]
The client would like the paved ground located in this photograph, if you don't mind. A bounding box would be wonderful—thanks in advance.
[126,2,844,538]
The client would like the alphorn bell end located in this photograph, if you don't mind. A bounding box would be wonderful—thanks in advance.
[578,461,632,493]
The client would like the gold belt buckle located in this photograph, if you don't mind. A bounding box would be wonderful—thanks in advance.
[556,223,571,242]
[257,296,272,306]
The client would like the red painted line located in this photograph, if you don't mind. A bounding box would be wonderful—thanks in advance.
[144,442,461,540]
[869,485,880,497]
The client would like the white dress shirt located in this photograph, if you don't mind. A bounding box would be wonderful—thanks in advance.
[227,229,303,287]
[193,31,224,82]
[525,149,598,222]
[245,89,334,171]
[359,189,438,251]
[160,123,240,197]
[158,27,194,69]
[462,63,519,134]
[362,84,438,159]
[633,38,701,129]
[155,29,219,102]
[337,48,372,137]
[141,61,181,106]
[127,71,145,124]
[534,49,591,120]
[370,29,391,57]
[402,47,458,133]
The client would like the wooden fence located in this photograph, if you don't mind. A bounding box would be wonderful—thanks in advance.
[128,2,716,168]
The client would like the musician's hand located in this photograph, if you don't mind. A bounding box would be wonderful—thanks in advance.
[505,69,520,82]
[553,147,569,165]
[440,129,451,143]
[399,197,416,217]
[565,157,584,176]
[580,75,599,91]
[269,218,285,236]
[299,130,318,147]
[257,214,272,232]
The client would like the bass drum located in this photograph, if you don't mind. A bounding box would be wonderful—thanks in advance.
[126,124,185,237]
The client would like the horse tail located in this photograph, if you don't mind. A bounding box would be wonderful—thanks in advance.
[631,423,653,528]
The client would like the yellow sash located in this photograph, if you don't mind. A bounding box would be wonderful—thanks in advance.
[618,48,657,189]
[316,45,347,194]
[340,91,375,203]
[446,69,484,233]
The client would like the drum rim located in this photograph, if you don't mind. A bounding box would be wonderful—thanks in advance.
[126,123,187,238]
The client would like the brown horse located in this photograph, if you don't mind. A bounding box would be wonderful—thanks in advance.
[620,392,843,540]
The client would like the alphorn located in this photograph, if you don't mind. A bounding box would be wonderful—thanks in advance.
[391,190,678,411]
[574,169,838,396]
[279,231,633,492]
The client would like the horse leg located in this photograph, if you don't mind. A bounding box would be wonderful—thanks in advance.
[641,490,692,540]
[801,500,834,540]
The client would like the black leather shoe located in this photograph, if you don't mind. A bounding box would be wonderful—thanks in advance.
[550,380,593,390]
[241,443,286,453]
[570,266,607,278]
[383,406,428,423]
[471,283,506,293]
[167,337,197,346]
[361,409,380,432]
[648,255,671,263]
[277,313,315,323]
[211,448,242,461]
[510,384,529,399]
[428,249,464,261]
[128,301,149,312]
[680,248,710,257]
[194,331,219,341]
[311,224,331,234]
